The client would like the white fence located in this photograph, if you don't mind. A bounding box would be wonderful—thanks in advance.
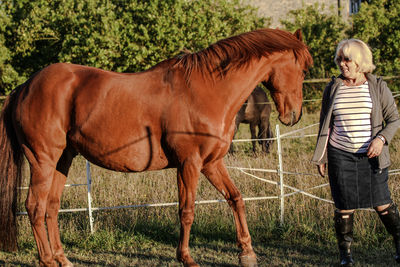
[17,123,400,233]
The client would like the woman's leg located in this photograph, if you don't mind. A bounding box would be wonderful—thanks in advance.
[376,203,400,263]
[334,209,355,266]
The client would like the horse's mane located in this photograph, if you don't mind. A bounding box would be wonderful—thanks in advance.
[175,28,313,81]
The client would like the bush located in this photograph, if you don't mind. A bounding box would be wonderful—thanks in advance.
[0,5,24,94]
[348,0,400,76]
[0,0,269,95]
[280,3,348,79]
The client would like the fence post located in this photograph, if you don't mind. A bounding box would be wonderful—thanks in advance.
[276,124,284,225]
[86,161,94,233]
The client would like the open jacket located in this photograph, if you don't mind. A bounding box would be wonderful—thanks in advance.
[311,73,400,169]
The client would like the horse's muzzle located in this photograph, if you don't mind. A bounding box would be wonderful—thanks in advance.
[279,110,302,126]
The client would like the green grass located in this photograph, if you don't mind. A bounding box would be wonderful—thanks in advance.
[1,110,400,266]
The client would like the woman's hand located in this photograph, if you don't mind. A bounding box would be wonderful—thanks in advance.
[367,136,385,158]
[317,164,326,177]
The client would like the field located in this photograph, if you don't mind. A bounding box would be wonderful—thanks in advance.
[1,109,400,266]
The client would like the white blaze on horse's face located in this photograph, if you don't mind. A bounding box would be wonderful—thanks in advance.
[265,52,304,126]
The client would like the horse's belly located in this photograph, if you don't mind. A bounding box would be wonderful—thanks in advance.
[69,131,170,172]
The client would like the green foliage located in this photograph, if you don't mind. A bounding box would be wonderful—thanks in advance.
[280,2,400,106]
[349,0,400,76]
[280,3,348,79]
[280,1,400,79]
[2,0,398,97]
[0,0,268,95]
[0,5,24,94]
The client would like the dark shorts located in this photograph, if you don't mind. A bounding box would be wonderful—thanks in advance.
[327,145,392,210]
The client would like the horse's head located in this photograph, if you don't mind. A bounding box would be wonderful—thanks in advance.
[262,29,313,126]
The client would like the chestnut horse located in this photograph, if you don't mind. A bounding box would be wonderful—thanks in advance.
[230,86,274,153]
[0,28,312,267]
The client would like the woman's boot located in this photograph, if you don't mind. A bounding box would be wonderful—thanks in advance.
[334,210,354,266]
[377,203,400,263]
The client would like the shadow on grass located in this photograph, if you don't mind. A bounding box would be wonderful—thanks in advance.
[254,240,337,266]
[14,210,399,266]
[74,208,240,247]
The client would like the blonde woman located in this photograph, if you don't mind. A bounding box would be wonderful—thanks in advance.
[312,39,400,266]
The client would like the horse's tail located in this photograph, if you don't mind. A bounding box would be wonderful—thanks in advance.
[0,86,24,252]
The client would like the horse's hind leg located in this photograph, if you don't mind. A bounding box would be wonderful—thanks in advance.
[23,144,63,267]
[176,156,201,267]
[46,147,76,267]
[202,159,257,267]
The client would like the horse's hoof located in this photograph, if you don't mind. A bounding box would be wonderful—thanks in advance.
[61,258,74,267]
[181,258,200,267]
[239,254,258,267]
[177,252,199,267]
[54,253,74,267]
[39,260,58,267]
[184,262,200,267]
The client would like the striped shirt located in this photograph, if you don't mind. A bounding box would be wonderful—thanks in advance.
[329,82,372,153]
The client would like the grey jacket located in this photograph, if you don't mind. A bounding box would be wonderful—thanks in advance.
[311,73,400,169]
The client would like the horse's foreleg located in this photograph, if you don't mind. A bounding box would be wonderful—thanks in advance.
[266,123,274,153]
[229,131,237,153]
[257,122,267,153]
[249,123,257,153]
[202,160,257,267]
[229,121,240,153]
[176,157,201,267]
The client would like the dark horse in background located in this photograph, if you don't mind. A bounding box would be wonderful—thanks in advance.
[230,86,274,153]
[0,28,312,267]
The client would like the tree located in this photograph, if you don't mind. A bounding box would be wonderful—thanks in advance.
[349,0,400,76]
[0,0,269,95]
[0,5,23,94]
[280,3,348,79]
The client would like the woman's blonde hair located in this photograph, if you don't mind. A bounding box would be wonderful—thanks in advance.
[334,39,376,73]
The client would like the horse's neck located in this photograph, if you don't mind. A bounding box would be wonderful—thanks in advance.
[213,56,274,116]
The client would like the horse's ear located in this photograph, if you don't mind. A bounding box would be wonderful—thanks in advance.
[293,29,303,42]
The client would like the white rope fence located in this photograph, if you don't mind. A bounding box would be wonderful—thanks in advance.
[13,123,311,231]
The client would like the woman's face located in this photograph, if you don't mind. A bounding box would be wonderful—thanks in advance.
[337,54,360,79]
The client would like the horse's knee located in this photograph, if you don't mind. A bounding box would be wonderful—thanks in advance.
[227,194,245,209]
[234,196,245,208]
[46,199,61,219]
